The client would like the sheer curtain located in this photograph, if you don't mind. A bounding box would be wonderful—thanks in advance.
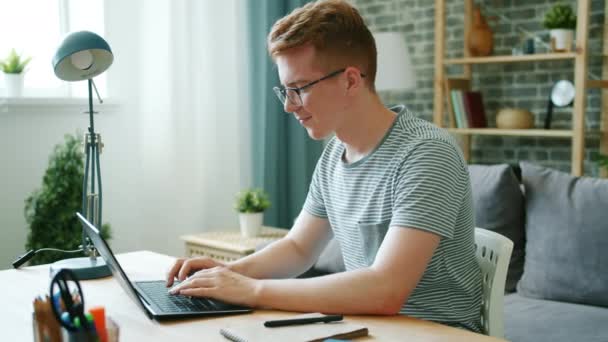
[104,0,250,255]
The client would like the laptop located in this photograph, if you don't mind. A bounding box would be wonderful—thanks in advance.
[76,212,253,320]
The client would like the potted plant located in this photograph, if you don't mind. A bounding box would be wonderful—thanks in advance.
[543,3,577,52]
[234,188,271,238]
[0,49,32,97]
[24,133,111,265]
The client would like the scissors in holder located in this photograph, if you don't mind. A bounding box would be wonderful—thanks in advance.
[49,269,91,332]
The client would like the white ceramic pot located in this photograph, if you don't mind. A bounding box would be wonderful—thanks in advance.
[238,212,263,238]
[4,73,24,97]
[550,29,574,52]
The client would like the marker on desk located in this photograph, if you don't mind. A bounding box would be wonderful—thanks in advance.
[264,314,343,328]
[89,306,108,342]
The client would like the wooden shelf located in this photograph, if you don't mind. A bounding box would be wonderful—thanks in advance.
[434,0,600,176]
[446,128,574,138]
[444,52,577,65]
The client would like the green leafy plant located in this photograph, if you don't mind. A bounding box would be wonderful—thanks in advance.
[24,133,111,265]
[234,188,271,213]
[0,48,32,74]
[543,3,577,30]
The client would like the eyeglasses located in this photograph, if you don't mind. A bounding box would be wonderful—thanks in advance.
[274,68,365,108]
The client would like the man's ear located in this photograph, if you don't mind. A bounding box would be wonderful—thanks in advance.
[344,66,364,94]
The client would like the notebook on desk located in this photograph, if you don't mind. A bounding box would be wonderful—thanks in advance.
[76,212,252,320]
[220,313,368,342]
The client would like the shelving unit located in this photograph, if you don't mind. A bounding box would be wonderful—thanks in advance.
[445,52,577,65]
[445,128,574,138]
[433,0,606,176]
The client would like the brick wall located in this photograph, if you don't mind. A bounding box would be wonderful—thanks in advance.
[352,0,604,176]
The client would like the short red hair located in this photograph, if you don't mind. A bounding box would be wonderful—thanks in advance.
[267,0,377,90]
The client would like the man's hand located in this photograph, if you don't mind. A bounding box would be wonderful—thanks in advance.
[168,266,260,307]
[165,257,227,287]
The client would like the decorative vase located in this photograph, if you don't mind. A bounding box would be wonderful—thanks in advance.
[467,6,493,57]
[238,212,263,238]
[496,108,535,129]
[4,72,24,97]
[549,29,574,52]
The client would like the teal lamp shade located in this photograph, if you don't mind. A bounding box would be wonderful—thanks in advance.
[52,31,113,81]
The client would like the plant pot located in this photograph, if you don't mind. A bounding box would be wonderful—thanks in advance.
[238,212,263,238]
[3,72,25,97]
[549,29,574,52]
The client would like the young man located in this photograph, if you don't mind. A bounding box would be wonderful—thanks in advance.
[166,0,481,332]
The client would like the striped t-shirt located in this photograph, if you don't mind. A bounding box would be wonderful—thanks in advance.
[303,105,482,332]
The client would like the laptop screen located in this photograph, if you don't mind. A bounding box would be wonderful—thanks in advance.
[76,212,153,319]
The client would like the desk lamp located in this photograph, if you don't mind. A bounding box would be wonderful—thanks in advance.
[50,31,113,279]
[544,80,575,129]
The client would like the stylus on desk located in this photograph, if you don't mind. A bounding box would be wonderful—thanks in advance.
[264,314,343,328]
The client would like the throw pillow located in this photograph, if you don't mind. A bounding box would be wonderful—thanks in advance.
[517,162,608,307]
[468,164,526,292]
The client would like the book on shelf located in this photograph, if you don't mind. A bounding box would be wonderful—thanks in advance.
[444,78,471,128]
[462,91,488,128]
[449,90,488,129]
[450,90,467,128]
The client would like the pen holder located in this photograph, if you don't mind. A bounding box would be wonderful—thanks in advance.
[106,316,120,342]
[60,317,119,342]
[33,312,120,342]
[61,327,98,342]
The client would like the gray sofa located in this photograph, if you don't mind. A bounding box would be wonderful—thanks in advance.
[296,162,608,341]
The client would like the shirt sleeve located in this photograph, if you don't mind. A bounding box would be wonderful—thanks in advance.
[390,139,469,239]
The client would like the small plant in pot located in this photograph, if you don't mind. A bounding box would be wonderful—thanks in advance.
[543,3,577,52]
[234,188,271,238]
[0,49,32,97]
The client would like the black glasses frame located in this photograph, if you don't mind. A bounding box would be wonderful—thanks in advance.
[273,68,365,107]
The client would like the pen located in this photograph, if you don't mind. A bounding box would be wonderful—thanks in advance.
[264,314,343,328]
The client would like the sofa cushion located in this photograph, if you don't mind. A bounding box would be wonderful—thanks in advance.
[504,293,608,342]
[517,162,608,307]
[468,164,526,292]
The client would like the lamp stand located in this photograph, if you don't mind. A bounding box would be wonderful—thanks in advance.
[50,79,111,279]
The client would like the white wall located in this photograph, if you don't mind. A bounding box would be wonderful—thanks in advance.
[0,0,251,269]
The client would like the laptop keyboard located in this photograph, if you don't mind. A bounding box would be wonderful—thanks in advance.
[135,281,217,313]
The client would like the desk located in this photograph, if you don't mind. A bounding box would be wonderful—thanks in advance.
[2,251,503,341]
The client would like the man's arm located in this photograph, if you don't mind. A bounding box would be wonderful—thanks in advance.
[170,222,440,313]
[254,226,440,315]
[228,210,333,279]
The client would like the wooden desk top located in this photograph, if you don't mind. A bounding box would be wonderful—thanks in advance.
[2,251,503,341]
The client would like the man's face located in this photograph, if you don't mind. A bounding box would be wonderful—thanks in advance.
[275,44,347,140]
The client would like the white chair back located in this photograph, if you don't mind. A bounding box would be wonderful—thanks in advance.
[474,227,514,338]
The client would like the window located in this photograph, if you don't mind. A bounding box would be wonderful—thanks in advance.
[0,0,106,98]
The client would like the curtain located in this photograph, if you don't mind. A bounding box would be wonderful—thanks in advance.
[246,0,323,229]
[105,0,252,255]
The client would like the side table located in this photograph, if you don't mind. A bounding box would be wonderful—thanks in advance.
[180,227,288,262]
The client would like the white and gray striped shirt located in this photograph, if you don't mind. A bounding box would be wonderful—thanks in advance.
[303,105,482,332]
